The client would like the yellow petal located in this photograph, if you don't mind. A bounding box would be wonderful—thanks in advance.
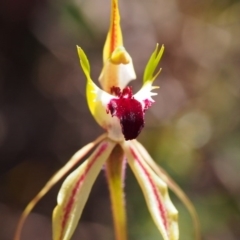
[77,46,113,125]
[53,140,115,240]
[77,46,100,113]
[121,141,179,240]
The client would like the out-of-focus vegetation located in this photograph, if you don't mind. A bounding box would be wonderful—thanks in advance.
[0,0,240,239]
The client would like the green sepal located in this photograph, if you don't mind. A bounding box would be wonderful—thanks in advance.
[77,45,91,80]
[143,44,164,83]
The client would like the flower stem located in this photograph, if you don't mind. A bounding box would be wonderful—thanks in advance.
[105,144,127,240]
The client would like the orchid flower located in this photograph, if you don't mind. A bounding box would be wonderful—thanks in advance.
[14,1,201,240]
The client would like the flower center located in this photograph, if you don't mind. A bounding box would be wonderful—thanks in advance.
[107,86,145,141]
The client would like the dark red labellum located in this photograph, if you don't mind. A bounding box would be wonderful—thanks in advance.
[107,86,145,140]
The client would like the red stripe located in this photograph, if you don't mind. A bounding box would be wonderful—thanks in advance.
[130,147,168,230]
[59,142,108,239]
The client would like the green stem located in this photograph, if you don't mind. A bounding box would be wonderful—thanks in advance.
[105,144,127,240]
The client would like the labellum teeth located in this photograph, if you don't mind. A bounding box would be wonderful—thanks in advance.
[107,86,145,140]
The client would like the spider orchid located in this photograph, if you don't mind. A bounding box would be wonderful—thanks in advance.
[14,0,201,240]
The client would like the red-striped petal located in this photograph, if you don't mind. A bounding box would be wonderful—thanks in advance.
[121,141,179,240]
[52,140,116,240]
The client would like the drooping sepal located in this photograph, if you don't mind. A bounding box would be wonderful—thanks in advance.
[121,141,179,240]
[133,140,201,240]
[13,134,108,240]
[53,140,115,240]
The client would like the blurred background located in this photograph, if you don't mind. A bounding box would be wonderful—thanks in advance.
[0,0,240,239]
